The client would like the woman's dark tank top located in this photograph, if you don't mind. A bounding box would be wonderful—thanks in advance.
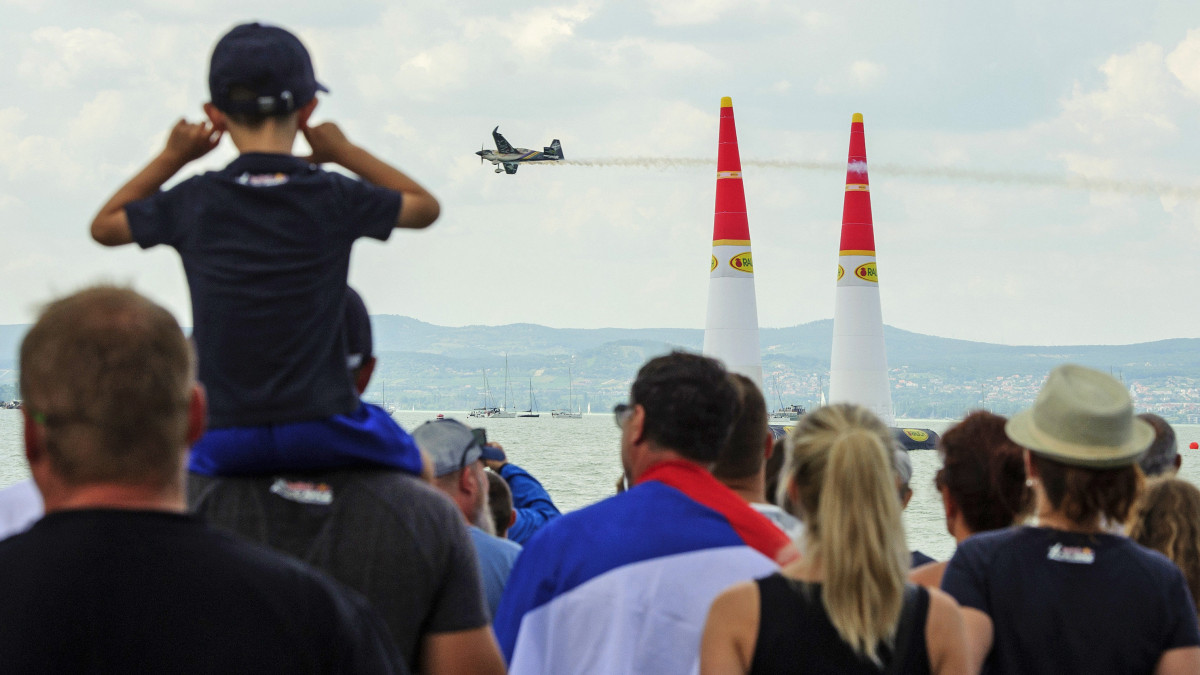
[749,573,931,674]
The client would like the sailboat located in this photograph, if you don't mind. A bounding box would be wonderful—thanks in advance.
[467,369,501,418]
[518,377,540,418]
[492,355,517,418]
[552,367,583,419]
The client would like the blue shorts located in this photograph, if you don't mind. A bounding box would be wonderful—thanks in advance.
[188,402,424,477]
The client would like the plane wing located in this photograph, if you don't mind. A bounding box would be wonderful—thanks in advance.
[492,127,516,154]
[503,163,519,174]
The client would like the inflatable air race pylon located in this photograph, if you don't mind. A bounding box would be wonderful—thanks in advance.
[703,96,763,392]
[828,113,895,427]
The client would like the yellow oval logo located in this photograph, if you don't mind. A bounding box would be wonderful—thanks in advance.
[729,252,753,273]
[855,262,878,282]
[837,265,844,281]
[710,255,718,272]
[902,428,929,442]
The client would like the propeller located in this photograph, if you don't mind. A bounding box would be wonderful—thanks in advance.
[480,142,486,165]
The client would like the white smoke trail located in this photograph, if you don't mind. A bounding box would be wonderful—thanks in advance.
[544,157,1200,200]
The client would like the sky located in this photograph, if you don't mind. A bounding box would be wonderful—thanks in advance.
[2,1,1200,346]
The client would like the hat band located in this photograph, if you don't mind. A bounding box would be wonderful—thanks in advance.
[1023,418,1138,468]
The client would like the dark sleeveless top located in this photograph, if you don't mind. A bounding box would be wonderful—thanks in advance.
[749,573,932,674]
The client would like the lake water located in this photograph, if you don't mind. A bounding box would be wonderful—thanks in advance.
[2,409,1199,562]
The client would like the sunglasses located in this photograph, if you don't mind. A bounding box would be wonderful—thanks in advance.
[613,403,634,428]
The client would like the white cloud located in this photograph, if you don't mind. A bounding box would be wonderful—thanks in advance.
[849,60,886,88]
[814,60,887,94]
[1059,43,1178,142]
[1167,28,1200,99]
[648,0,740,26]
[17,26,134,89]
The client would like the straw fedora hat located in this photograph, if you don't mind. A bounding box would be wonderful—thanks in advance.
[1005,364,1153,469]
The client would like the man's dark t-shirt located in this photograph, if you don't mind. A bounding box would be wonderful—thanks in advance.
[189,469,489,670]
[0,509,402,674]
[126,153,400,428]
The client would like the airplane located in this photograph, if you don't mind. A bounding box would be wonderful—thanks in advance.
[476,126,563,174]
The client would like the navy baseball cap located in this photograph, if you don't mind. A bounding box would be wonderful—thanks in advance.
[344,287,372,371]
[209,22,328,115]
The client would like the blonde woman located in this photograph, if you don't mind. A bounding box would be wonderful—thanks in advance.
[700,404,967,674]
[1130,477,1200,617]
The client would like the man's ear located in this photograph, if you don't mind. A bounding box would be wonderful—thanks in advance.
[354,357,376,396]
[22,408,43,466]
[628,404,647,445]
[459,465,478,496]
[203,103,227,132]
[186,384,208,447]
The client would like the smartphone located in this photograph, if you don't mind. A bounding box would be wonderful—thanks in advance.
[471,428,487,447]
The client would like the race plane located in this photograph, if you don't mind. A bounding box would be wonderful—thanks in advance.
[476,127,563,174]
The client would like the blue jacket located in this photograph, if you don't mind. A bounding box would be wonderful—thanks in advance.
[499,463,561,545]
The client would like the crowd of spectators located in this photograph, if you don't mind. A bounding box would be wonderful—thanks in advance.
[2,19,1199,675]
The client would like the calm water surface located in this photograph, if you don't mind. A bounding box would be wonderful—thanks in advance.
[3,410,1199,563]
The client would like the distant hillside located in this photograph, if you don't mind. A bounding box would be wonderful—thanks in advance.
[364,316,1200,420]
[3,317,1198,421]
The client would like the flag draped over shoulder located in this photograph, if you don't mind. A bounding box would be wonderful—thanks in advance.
[493,460,793,674]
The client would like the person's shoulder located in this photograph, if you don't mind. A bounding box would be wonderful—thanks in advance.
[470,526,523,557]
[1110,534,1190,579]
[958,525,1024,551]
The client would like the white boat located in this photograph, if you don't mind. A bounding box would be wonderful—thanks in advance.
[552,366,582,419]
[468,368,506,418]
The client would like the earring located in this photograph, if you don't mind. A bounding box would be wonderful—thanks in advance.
[1025,478,1036,488]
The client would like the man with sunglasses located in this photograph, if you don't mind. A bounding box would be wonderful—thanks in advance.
[493,351,800,674]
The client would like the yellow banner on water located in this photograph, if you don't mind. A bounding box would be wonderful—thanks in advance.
[729,252,753,273]
[854,262,878,282]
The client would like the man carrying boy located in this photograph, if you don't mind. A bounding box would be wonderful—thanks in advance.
[91,22,437,475]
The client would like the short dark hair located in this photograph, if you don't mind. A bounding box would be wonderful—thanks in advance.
[630,351,736,462]
[712,373,767,481]
[936,410,1032,533]
[20,286,194,487]
[1032,454,1143,526]
[487,471,514,539]
[1137,413,1178,477]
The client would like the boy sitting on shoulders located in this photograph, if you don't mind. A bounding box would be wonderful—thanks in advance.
[92,22,436,476]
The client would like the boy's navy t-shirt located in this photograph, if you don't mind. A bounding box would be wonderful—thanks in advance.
[126,153,400,428]
[942,526,1200,675]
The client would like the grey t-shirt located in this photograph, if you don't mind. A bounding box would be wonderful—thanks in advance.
[188,469,488,669]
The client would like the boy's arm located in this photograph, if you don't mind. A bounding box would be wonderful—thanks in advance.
[91,119,221,246]
[303,122,440,230]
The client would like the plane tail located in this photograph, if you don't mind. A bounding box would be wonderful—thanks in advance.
[544,140,563,159]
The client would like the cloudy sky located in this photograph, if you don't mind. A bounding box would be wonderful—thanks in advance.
[3,1,1200,346]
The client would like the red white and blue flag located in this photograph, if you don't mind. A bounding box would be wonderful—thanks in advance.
[493,460,795,674]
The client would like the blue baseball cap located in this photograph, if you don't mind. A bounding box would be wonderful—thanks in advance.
[209,22,328,115]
